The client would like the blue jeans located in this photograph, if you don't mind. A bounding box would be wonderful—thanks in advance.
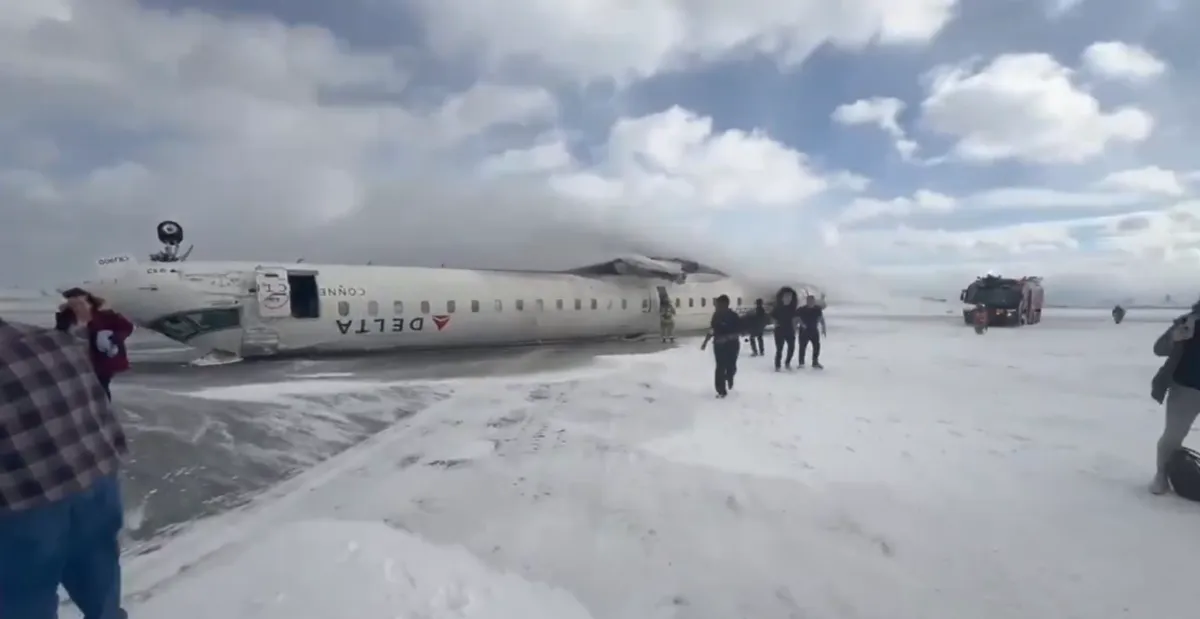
[0,474,127,619]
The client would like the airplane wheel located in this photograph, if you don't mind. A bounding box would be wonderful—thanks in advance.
[156,220,184,245]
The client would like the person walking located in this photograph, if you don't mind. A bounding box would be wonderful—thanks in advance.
[659,297,676,343]
[1149,304,1200,495]
[796,294,826,369]
[701,295,742,398]
[771,287,800,371]
[747,298,767,356]
[55,288,134,400]
[0,317,131,619]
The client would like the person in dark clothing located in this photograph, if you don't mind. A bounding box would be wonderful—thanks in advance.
[796,295,826,369]
[1149,304,1200,494]
[55,288,134,400]
[701,295,741,398]
[770,286,800,371]
[747,298,767,356]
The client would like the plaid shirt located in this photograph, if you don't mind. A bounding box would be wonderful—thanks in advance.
[0,319,127,512]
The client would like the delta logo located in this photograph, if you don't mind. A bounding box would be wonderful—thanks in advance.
[432,315,451,331]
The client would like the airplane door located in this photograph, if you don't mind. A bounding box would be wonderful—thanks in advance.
[254,267,292,319]
[643,287,658,313]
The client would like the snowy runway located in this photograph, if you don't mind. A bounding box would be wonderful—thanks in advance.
[116,314,1197,619]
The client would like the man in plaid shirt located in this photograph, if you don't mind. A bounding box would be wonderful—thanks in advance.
[0,317,129,619]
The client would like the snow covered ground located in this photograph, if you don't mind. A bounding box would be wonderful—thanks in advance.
[103,312,1197,618]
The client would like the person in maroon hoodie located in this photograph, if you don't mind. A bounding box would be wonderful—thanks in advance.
[55,288,134,400]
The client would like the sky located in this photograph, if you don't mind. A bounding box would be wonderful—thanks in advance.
[1,0,1197,304]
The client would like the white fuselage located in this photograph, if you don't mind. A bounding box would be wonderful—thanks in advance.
[76,258,768,359]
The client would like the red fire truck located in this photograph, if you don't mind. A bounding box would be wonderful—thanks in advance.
[961,275,1044,327]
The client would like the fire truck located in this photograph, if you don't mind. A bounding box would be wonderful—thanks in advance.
[960,274,1044,327]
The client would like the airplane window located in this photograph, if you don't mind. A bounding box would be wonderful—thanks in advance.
[367,300,379,316]
[688,298,694,307]
[621,299,627,310]
[737,297,743,307]
[471,300,480,312]
[642,299,649,310]
[447,300,456,313]
[607,299,613,309]
[556,299,563,310]
[338,301,350,316]
[393,301,403,315]
[675,297,681,308]
[516,299,524,311]
[495,300,502,311]
[145,308,242,343]
[420,301,430,314]
[590,298,597,310]
[574,299,582,310]
[536,299,544,311]
[701,298,707,307]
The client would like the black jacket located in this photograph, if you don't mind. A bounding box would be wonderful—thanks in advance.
[748,305,767,334]
[770,287,800,334]
[710,308,742,343]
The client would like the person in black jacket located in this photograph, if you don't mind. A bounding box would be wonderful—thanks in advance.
[747,298,767,356]
[796,295,826,369]
[701,294,741,398]
[771,286,800,371]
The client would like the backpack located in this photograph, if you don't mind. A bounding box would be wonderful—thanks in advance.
[1166,447,1200,501]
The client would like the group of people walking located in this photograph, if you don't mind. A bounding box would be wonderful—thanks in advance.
[1,288,134,619]
[694,286,826,398]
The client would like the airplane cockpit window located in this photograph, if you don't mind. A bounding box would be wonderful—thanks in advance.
[574,299,582,310]
[447,300,456,313]
[536,299,544,311]
[393,301,404,315]
[471,300,480,312]
[688,298,694,307]
[590,299,598,310]
[494,300,503,311]
[338,301,350,316]
[516,299,524,311]
[556,299,563,310]
[367,301,379,316]
[420,301,430,314]
[145,308,241,343]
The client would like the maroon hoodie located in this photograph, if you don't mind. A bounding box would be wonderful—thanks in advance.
[55,308,134,378]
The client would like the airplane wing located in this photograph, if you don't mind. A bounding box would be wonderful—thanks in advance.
[568,255,726,281]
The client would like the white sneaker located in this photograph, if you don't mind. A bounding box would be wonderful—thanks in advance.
[1149,475,1170,495]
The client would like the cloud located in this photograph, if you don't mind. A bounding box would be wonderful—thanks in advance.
[919,53,1153,164]
[1,0,1196,306]
[1097,166,1187,196]
[544,106,838,210]
[1081,41,1168,83]
[831,97,918,160]
[838,190,956,225]
[412,0,959,84]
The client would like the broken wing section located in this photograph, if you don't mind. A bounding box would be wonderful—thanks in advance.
[569,255,726,282]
